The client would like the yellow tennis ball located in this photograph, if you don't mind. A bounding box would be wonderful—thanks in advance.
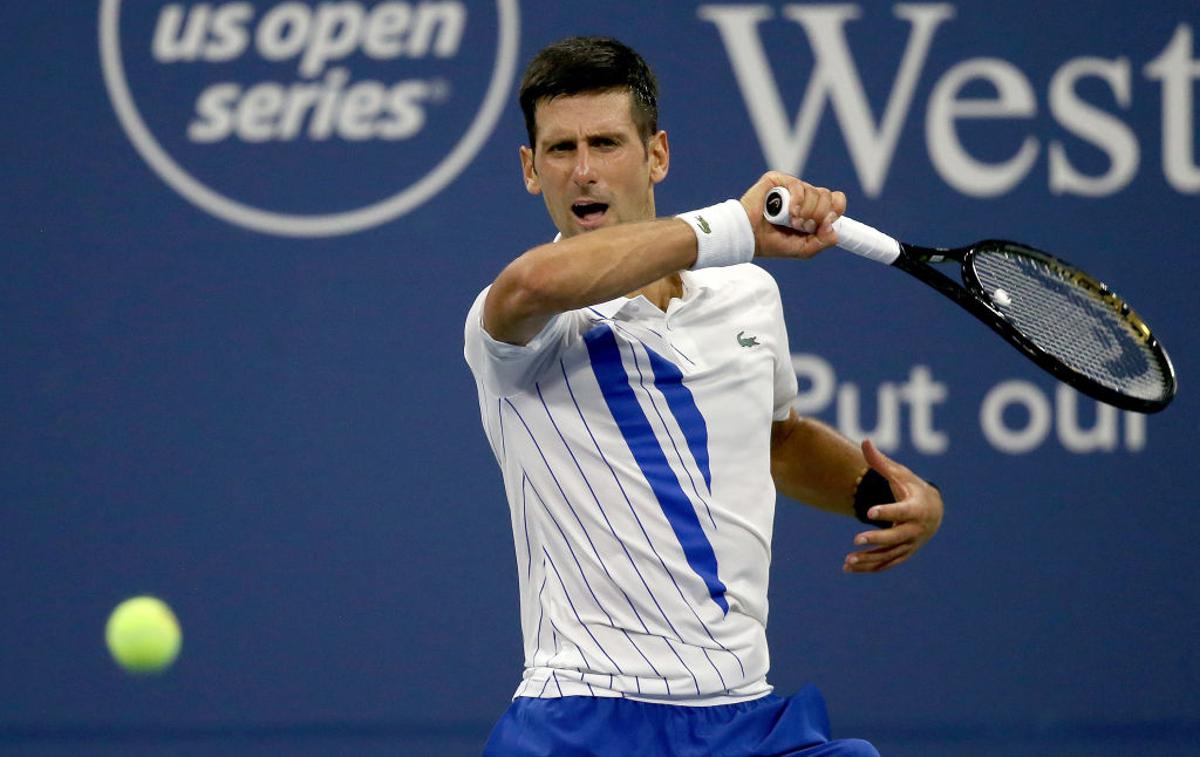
[105,596,182,674]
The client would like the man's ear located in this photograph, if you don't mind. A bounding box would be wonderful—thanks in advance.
[520,145,541,195]
[648,130,669,185]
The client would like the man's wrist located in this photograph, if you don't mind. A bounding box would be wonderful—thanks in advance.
[676,199,755,269]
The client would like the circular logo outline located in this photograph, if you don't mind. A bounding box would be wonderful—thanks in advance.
[99,0,520,238]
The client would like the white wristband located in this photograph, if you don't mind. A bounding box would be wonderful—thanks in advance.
[676,199,755,269]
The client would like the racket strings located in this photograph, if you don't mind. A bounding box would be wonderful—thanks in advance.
[971,250,1168,402]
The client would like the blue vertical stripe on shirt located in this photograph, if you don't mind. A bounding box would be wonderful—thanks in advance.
[583,325,729,616]
[643,344,712,492]
[628,342,718,530]
[560,359,743,681]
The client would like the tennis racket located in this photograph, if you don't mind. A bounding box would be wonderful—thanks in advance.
[763,186,1176,414]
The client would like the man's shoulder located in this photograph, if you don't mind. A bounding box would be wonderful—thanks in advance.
[464,284,492,344]
[689,263,781,300]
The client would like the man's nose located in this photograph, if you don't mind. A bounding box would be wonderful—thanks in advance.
[572,145,594,184]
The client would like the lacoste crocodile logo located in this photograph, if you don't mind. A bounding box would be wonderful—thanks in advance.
[696,216,711,234]
[737,331,759,348]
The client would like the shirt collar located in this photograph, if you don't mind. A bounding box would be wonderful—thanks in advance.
[589,296,633,319]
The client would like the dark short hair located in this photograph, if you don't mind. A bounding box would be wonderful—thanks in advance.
[518,36,659,150]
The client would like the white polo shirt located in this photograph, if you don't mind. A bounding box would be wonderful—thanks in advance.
[464,263,798,705]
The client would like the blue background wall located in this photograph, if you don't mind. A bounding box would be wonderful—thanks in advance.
[3,2,1197,754]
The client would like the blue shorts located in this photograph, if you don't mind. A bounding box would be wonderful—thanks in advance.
[482,685,878,756]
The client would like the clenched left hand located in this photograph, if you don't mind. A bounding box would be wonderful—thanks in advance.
[843,439,943,573]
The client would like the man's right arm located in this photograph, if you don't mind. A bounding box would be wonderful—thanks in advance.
[483,218,700,345]
[482,172,847,346]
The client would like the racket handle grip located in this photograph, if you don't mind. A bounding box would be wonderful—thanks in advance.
[831,216,901,266]
[763,186,901,266]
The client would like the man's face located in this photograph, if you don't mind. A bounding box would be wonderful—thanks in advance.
[520,90,668,238]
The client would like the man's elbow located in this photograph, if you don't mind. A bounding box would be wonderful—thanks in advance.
[484,254,562,344]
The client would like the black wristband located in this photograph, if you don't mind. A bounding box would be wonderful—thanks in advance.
[852,468,894,528]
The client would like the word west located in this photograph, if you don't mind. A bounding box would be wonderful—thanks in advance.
[700,4,1200,197]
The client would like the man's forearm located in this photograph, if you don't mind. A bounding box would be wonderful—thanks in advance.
[483,218,699,345]
[770,412,868,517]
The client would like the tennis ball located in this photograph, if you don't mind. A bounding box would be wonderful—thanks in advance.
[105,596,181,674]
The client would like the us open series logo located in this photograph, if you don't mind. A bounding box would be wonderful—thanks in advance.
[99,0,520,237]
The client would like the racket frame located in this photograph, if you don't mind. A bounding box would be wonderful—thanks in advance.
[762,185,1176,413]
[892,240,1177,414]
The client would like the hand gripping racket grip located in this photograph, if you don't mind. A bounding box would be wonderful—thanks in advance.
[763,186,901,266]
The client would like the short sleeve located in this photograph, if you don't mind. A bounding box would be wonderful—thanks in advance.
[762,276,798,421]
[463,286,583,397]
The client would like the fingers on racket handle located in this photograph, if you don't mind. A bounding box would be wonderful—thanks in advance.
[763,186,901,266]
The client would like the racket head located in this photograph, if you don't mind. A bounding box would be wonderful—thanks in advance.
[957,240,1176,413]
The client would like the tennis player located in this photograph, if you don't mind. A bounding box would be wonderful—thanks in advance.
[464,36,943,756]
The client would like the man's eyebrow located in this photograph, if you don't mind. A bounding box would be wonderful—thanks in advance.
[540,129,626,146]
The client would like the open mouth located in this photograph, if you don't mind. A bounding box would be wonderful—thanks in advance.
[571,201,609,225]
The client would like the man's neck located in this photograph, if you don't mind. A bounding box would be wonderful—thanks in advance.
[629,272,683,312]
